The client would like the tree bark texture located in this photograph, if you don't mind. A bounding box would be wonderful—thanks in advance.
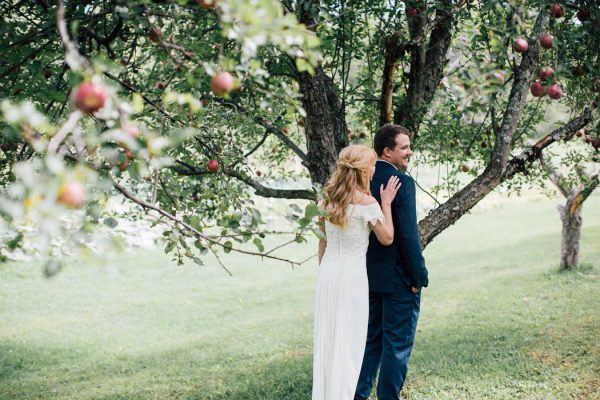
[297,0,347,185]
[558,180,599,270]
[558,200,582,270]
[393,0,453,136]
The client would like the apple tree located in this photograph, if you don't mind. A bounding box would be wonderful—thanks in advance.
[1,0,599,271]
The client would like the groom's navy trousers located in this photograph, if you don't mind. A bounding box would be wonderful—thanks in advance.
[355,161,428,400]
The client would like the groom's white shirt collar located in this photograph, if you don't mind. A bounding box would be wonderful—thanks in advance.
[377,159,398,170]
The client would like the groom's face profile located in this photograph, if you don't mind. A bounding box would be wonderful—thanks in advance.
[384,133,412,170]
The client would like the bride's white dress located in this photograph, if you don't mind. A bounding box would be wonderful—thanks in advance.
[312,202,385,400]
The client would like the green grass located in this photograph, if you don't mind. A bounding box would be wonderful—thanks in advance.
[1,195,599,400]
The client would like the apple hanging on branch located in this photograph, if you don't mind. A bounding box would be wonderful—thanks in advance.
[406,7,418,17]
[539,67,554,81]
[539,33,553,49]
[530,81,546,97]
[207,159,219,172]
[73,80,107,113]
[550,3,564,18]
[546,84,563,100]
[576,8,590,22]
[197,0,219,9]
[574,65,585,77]
[57,181,86,208]
[513,38,529,53]
[211,72,234,96]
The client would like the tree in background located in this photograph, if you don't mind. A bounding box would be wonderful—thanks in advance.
[540,133,599,270]
[0,0,598,269]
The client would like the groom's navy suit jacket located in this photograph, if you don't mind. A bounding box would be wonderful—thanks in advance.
[367,160,428,293]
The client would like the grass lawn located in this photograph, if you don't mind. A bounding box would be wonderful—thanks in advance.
[1,195,599,400]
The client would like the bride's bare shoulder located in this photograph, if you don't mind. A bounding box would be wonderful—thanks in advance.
[356,194,378,206]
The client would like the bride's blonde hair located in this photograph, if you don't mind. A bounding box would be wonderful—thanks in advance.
[322,144,377,228]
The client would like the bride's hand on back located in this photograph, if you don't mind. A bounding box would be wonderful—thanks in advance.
[380,176,401,205]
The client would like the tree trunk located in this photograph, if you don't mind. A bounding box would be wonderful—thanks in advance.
[296,0,347,186]
[558,200,582,270]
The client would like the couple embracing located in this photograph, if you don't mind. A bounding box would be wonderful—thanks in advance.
[313,124,429,400]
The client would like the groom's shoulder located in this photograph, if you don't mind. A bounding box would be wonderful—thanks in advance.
[396,173,416,195]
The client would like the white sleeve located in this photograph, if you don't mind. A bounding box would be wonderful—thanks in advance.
[364,203,385,226]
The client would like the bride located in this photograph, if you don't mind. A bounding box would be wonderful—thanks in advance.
[312,144,400,400]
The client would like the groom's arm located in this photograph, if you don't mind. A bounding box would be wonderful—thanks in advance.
[393,175,429,288]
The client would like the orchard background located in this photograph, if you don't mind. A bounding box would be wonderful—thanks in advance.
[1,1,600,399]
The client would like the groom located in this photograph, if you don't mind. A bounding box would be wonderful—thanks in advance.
[354,124,429,400]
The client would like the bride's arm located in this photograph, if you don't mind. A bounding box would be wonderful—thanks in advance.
[317,217,327,264]
[370,176,401,246]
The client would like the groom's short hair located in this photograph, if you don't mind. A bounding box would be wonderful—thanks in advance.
[374,124,412,157]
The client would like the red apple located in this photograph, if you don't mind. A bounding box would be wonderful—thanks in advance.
[148,28,163,43]
[197,0,218,9]
[546,84,563,100]
[530,81,546,97]
[211,71,234,96]
[513,38,529,53]
[57,181,86,208]
[539,33,553,49]
[155,81,165,89]
[592,79,600,93]
[44,69,52,79]
[207,159,219,172]
[550,3,564,18]
[74,80,107,113]
[406,7,418,17]
[0,143,11,153]
[539,67,554,80]
[592,100,598,108]
[256,170,262,177]
[576,8,590,22]
[282,127,290,134]
[574,65,585,77]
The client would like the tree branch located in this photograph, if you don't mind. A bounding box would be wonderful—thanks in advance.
[503,107,593,180]
[419,107,593,248]
[539,151,570,198]
[489,9,549,174]
[110,176,309,267]
[210,97,308,162]
[224,168,316,201]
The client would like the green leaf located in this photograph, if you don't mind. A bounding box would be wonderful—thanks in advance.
[296,58,315,74]
[103,217,118,228]
[223,241,233,253]
[191,256,204,266]
[132,92,144,113]
[253,237,264,252]
[304,203,320,219]
[7,233,23,250]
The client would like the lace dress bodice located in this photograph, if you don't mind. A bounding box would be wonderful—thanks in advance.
[323,202,385,259]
